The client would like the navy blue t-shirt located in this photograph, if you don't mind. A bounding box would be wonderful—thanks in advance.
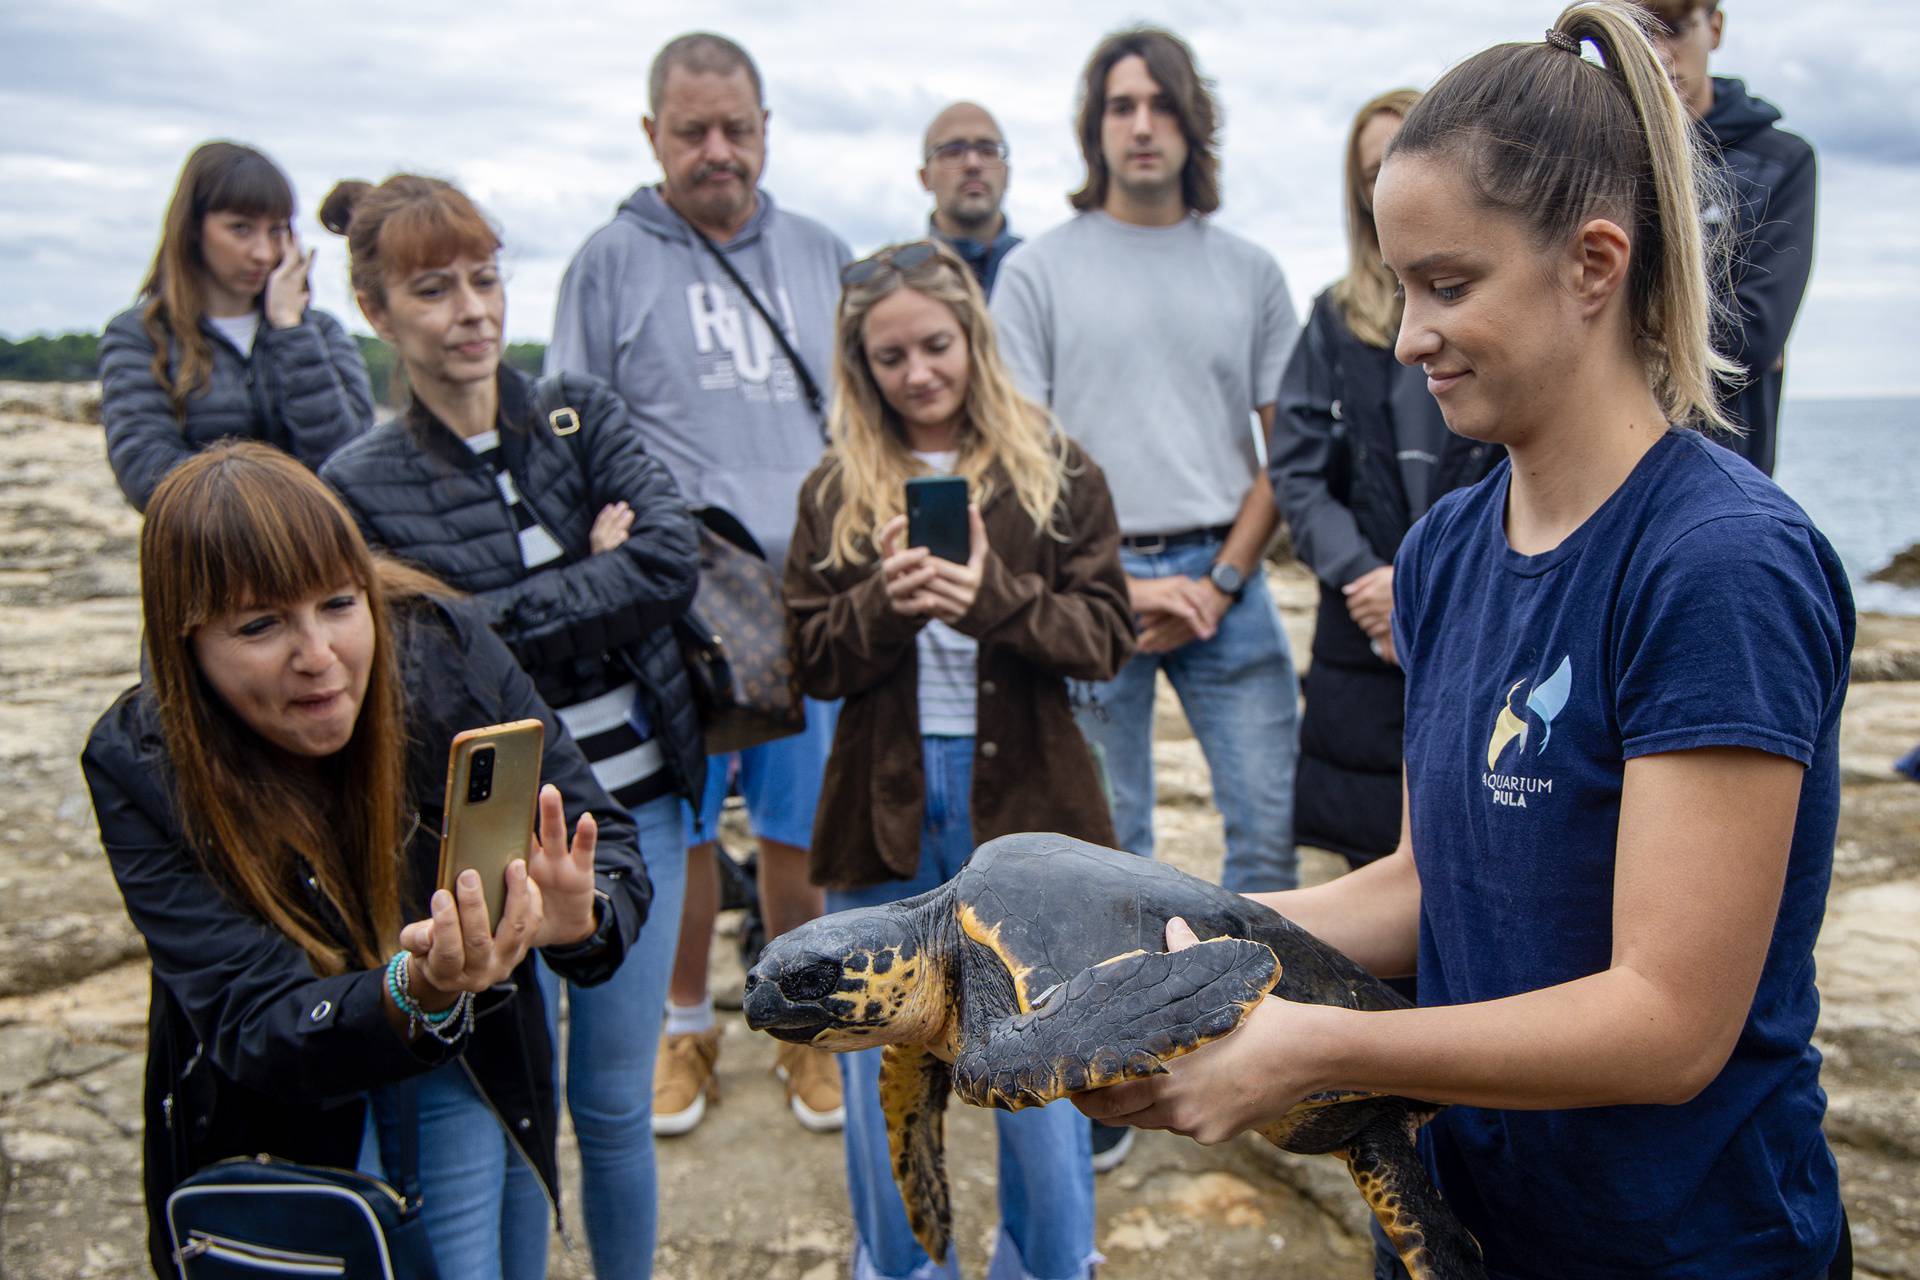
[1391,430,1852,1278]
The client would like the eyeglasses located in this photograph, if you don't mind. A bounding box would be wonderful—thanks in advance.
[840,240,943,288]
[925,139,1010,168]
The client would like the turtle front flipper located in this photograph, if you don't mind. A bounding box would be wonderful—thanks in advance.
[880,1043,954,1264]
[953,937,1280,1111]
[1342,1113,1486,1280]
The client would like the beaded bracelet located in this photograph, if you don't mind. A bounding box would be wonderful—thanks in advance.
[385,951,474,1044]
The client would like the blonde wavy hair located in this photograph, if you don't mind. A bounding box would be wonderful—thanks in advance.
[815,241,1071,569]
[1329,88,1422,349]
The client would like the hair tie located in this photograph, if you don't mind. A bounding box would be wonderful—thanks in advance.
[1545,28,1581,54]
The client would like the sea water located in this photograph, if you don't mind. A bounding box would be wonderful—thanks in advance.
[1775,396,1920,617]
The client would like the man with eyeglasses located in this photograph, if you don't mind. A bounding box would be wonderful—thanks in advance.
[1648,0,1816,477]
[918,101,1021,296]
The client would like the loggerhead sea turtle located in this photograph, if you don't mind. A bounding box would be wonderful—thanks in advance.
[744,832,1486,1280]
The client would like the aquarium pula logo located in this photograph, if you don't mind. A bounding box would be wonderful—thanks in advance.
[1486,655,1573,773]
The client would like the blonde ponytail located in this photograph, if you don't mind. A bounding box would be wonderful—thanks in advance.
[1392,0,1739,429]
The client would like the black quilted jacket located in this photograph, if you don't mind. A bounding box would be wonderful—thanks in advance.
[321,366,706,803]
[98,304,375,511]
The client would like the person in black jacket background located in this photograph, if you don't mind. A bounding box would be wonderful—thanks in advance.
[1650,0,1817,477]
[82,443,648,1278]
[318,173,700,1280]
[1270,89,1501,867]
[97,141,374,511]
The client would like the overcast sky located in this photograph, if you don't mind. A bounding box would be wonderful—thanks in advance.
[4,0,1916,397]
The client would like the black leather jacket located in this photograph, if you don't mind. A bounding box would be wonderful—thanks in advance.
[322,366,706,802]
[1271,290,1501,860]
[81,598,649,1274]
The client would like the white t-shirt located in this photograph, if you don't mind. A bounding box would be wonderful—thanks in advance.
[206,312,261,355]
[911,450,978,737]
[990,211,1299,536]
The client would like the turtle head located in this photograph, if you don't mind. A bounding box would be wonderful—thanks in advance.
[744,905,945,1051]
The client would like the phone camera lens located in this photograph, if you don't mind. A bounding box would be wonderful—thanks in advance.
[467,747,495,804]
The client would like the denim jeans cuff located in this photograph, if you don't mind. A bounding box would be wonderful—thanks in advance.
[985,1226,1105,1280]
[851,1236,955,1280]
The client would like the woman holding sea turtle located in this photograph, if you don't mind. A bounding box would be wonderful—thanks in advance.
[782,238,1133,1280]
[97,141,373,511]
[1078,5,1854,1277]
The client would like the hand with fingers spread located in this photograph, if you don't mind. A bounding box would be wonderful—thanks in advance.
[1070,916,1334,1146]
[876,514,939,620]
[917,504,988,625]
[397,854,545,1013]
[589,501,634,554]
[263,237,314,331]
[525,783,600,946]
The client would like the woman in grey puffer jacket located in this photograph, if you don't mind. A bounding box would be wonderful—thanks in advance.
[98,141,373,511]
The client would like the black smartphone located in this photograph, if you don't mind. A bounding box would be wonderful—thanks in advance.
[906,475,969,563]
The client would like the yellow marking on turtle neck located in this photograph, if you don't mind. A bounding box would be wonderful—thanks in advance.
[956,902,1037,1013]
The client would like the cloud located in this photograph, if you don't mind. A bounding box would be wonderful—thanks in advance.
[1,0,1915,398]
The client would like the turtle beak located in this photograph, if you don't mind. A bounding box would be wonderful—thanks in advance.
[743,957,841,1043]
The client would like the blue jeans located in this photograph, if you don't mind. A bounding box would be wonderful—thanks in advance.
[361,1065,550,1279]
[1077,538,1300,892]
[828,736,1097,1280]
[536,793,686,1280]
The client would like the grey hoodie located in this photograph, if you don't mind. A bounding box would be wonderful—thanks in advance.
[548,185,850,569]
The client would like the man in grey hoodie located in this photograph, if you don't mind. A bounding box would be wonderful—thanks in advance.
[547,31,851,1142]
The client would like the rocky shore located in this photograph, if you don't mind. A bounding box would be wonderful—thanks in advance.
[2,382,1914,1277]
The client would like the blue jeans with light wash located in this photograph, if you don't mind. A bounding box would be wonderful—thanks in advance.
[535,792,686,1280]
[360,1066,551,1279]
[1076,537,1300,892]
[828,736,1097,1280]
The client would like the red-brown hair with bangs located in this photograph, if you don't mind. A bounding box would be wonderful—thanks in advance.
[142,442,444,975]
[318,174,501,309]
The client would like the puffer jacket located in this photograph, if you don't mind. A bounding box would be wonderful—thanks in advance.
[81,597,648,1276]
[98,303,374,511]
[1271,290,1501,862]
[321,365,706,803]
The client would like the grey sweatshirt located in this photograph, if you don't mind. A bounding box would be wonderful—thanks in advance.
[547,185,850,570]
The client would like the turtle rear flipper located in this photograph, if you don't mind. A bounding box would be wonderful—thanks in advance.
[1343,1114,1486,1280]
[880,1043,954,1264]
[953,937,1279,1110]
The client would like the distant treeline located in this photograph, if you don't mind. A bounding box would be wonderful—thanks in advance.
[0,331,547,406]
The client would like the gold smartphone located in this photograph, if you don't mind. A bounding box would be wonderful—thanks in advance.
[436,719,545,931]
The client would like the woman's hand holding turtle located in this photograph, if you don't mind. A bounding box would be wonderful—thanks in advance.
[876,515,939,619]
[398,854,545,1012]
[262,237,313,330]
[525,783,600,947]
[1071,917,1341,1145]
[917,505,987,625]
[589,502,634,554]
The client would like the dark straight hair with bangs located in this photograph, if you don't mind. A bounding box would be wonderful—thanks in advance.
[139,141,295,420]
[141,441,445,976]
[1069,26,1222,215]
[1388,0,1738,429]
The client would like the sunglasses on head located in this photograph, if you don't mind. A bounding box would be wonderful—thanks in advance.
[840,240,943,288]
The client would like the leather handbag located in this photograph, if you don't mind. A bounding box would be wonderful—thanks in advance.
[165,1086,438,1279]
[676,507,807,755]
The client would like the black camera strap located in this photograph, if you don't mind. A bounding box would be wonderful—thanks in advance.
[683,217,829,441]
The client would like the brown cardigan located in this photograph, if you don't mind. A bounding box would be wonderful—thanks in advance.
[784,443,1135,890]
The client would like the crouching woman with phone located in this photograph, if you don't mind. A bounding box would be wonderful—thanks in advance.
[783,240,1134,1280]
[82,443,649,1279]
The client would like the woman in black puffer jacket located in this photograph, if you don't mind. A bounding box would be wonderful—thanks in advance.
[317,173,700,1280]
[1268,90,1502,867]
[98,141,373,511]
